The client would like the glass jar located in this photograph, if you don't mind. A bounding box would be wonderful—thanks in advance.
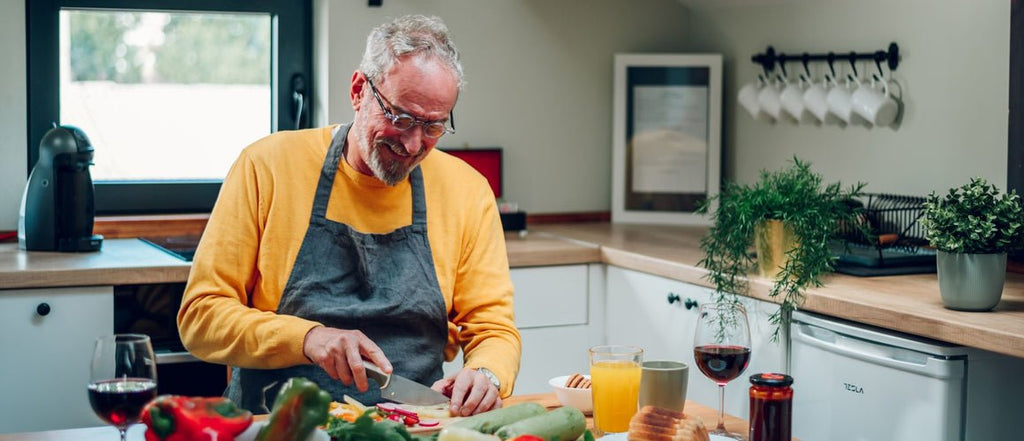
[749,373,793,441]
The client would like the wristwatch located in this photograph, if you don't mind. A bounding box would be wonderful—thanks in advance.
[477,367,500,390]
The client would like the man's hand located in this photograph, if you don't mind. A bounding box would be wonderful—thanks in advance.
[303,326,392,392]
[431,367,502,416]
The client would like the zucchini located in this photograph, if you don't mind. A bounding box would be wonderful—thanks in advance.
[449,403,547,434]
[493,407,586,441]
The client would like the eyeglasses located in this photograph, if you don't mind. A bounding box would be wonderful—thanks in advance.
[366,77,455,139]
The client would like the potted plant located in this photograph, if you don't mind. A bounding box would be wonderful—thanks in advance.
[697,157,866,340]
[922,177,1024,311]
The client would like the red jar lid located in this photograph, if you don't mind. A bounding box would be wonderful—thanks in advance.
[750,373,793,387]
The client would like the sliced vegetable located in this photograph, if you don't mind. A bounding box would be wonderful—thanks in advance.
[449,403,547,434]
[493,406,586,441]
[256,377,332,441]
[141,395,253,441]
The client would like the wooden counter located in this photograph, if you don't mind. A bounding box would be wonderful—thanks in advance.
[531,223,1024,359]
[2,223,1023,358]
[0,393,747,441]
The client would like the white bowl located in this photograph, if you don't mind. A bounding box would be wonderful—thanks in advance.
[549,375,593,414]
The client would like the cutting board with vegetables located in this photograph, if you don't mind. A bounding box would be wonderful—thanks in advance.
[329,397,461,434]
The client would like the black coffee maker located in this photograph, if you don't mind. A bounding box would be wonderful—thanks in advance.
[18,125,103,252]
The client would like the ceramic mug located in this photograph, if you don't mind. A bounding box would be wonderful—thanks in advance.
[738,76,766,120]
[825,74,856,125]
[639,360,689,413]
[802,76,831,124]
[780,74,811,123]
[757,77,783,122]
[851,76,899,127]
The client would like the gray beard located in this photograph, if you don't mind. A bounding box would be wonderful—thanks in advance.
[356,130,411,186]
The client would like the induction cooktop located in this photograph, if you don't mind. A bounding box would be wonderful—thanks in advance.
[139,235,200,262]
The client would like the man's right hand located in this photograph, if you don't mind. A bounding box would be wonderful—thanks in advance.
[302,326,392,392]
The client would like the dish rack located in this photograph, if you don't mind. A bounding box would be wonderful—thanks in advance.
[832,193,937,276]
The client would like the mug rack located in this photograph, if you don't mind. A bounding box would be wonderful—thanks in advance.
[751,42,900,78]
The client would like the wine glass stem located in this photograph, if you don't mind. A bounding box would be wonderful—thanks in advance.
[119,428,128,441]
[717,384,727,433]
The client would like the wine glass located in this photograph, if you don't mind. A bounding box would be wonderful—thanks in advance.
[693,302,751,439]
[88,334,158,441]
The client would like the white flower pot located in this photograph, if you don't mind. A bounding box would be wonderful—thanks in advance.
[935,250,1006,311]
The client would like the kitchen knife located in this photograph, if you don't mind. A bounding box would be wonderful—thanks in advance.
[364,362,450,406]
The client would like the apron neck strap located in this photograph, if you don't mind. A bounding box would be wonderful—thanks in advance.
[312,124,428,226]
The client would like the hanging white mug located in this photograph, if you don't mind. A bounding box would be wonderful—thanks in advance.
[757,76,784,122]
[737,75,766,120]
[780,74,812,123]
[825,74,856,125]
[802,75,831,124]
[851,76,899,127]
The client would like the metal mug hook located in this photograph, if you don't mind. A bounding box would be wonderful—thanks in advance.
[847,52,859,78]
[827,52,837,78]
[873,51,887,82]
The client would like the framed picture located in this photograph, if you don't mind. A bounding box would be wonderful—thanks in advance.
[611,53,722,225]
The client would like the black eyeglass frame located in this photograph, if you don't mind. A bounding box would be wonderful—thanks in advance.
[365,77,455,138]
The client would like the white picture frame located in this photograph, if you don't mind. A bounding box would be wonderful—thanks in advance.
[611,53,722,225]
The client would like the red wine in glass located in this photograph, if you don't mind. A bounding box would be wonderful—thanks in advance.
[693,344,752,384]
[89,334,158,441]
[87,378,158,427]
[693,302,751,439]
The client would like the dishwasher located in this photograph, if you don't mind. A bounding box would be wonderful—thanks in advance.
[790,310,1024,441]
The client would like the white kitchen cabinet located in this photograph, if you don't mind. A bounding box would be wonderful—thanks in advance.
[444,264,605,395]
[0,286,113,433]
[605,266,785,420]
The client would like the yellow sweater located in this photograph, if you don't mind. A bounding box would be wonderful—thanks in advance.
[178,126,521,397]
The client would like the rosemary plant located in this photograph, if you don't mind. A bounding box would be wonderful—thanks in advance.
[697,157,866,341]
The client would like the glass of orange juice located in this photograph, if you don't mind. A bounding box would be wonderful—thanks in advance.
[589,344,644,434]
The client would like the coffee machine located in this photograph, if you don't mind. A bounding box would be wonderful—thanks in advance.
[18,125,103,252]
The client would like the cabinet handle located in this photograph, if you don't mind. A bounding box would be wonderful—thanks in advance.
[684,298,699,310]
[36,302,51,316]
[667,293,681,304]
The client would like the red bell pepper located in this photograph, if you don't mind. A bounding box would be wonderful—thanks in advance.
[141,395,254,441]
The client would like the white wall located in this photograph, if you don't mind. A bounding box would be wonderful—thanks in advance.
[0,0,27,231]
[0,0,1013,230]
[683,0,1011,196]
[314,0,692,215]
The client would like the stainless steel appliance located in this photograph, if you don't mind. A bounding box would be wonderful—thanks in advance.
[791,311,1024,441]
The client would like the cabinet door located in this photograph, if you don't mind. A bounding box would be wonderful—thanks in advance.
[444,264,604,395]
[605,267,714,407]
[0,286,113,433]
[605,267,786,420]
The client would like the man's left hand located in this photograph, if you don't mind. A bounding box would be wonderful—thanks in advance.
[431,367,502,416]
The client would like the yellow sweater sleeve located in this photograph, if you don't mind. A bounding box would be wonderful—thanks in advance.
[177,130,325,369]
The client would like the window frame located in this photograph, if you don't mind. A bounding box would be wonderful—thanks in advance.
[26,0,312,214]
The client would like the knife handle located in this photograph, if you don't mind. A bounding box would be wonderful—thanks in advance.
[364,362,391,389]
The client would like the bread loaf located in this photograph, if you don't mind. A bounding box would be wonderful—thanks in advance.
[627,405,710,441]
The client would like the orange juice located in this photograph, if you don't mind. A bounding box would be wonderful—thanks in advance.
[591,359,642,433]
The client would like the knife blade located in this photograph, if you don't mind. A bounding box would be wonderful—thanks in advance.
[364,362,450,406]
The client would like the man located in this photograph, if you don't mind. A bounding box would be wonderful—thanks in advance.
[177,15,520,417]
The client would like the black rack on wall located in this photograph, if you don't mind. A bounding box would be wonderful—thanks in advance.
[750,43,900,78]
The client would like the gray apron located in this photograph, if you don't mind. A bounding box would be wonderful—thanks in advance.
[226,124,448,413]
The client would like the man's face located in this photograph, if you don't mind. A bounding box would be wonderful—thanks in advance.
[348,56,458,186]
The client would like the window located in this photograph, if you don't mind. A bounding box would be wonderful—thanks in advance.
[27,0,312,214]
